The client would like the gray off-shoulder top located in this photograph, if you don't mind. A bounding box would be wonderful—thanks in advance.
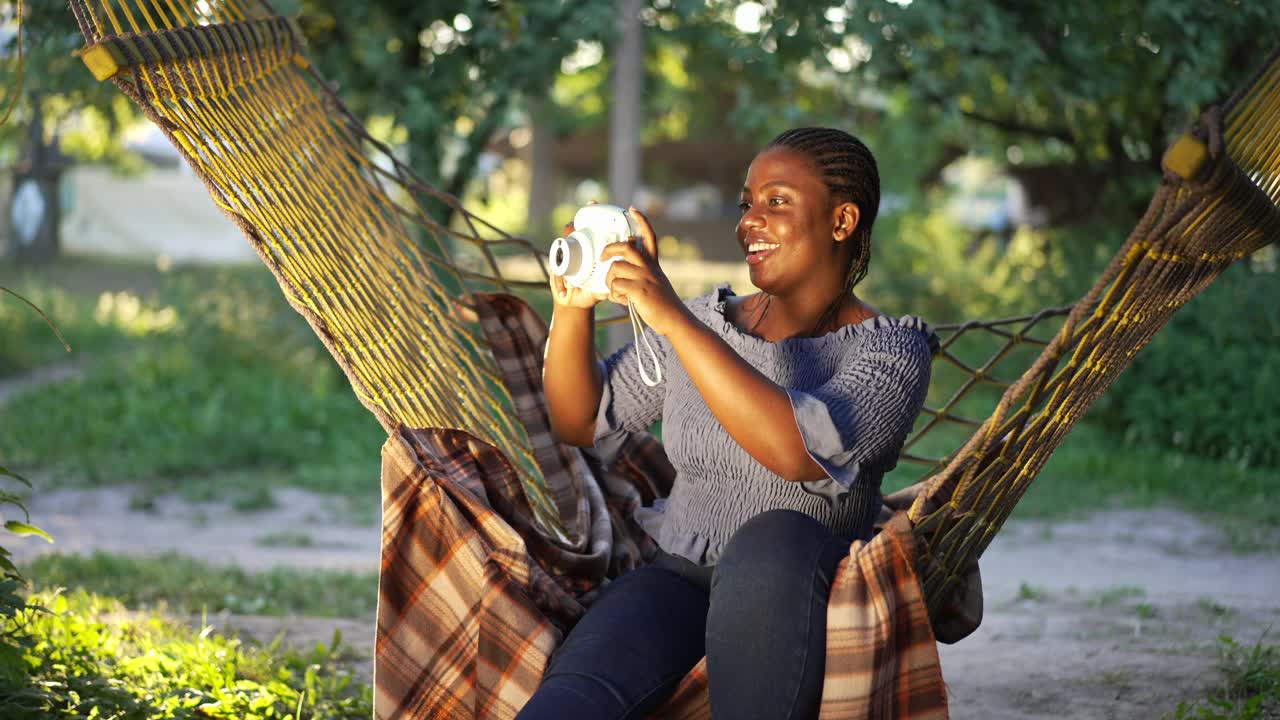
[592,285,940,566]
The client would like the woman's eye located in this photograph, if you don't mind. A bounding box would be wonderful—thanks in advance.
[738,201,751,212]
[769,196,786,206]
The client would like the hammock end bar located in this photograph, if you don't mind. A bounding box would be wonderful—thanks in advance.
[1163,132,1210,181]
[79,43,125,82]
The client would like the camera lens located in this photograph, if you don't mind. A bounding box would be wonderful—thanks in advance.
[549,236,586,283]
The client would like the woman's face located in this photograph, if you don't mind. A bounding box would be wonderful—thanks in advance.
[736,147,854,297]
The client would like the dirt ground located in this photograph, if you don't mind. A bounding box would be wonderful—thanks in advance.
[10,484,1278,719]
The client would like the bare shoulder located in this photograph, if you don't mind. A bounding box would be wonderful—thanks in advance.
[839,298,882,327]
[723,292,765,330]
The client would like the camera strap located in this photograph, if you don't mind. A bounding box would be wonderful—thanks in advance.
[630,304,663,387]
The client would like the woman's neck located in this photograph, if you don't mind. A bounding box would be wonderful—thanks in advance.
[740,290,869,341]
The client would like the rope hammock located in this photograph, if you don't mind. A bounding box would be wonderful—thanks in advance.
[70,1,1279,716]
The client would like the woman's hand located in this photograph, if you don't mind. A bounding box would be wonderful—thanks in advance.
[602,207,692,337]
[550,220,608,310]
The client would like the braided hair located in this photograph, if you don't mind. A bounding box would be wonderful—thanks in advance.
[762,127,880,335]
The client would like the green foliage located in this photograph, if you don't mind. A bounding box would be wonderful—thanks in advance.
[0,1,143,167]
[1174,634,1279,720]
[838,1,1280,170]
[0,463,50,580]
[1095,263,1280,469]
[0,264,384,490]
[287,0,617,220]
[26,552,377,618]
[867,199,1113,323]
[0,590,372,719]
[0,291,56,685]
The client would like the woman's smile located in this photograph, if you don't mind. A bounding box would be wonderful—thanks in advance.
[745,238,780,265]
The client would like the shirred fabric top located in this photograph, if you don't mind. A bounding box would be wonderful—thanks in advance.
[592,285,940,566]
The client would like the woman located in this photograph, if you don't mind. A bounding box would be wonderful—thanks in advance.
[521,127,938,719]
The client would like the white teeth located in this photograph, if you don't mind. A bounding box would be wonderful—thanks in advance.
[748,242,779,253]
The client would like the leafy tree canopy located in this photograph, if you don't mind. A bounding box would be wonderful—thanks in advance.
[283,0,618,219]
[727,0,1280,217]
[0,1,141,169]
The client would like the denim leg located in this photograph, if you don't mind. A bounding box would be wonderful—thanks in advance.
[705,509,850,720]
[516,566,709,720]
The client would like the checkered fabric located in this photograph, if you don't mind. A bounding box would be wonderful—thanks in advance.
[372,293,947,719]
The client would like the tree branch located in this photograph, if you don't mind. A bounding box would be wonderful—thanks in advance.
[921,89,1077,145]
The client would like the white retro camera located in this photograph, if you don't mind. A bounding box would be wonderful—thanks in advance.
[548,204,640,295]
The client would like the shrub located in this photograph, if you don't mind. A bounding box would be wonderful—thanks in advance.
[1094,262,1280,469]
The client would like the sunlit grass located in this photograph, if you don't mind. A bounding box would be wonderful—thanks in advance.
[25,552,378,618]
[0,589,372,719]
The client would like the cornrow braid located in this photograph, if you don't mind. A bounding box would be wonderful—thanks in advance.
[766,127,880,335]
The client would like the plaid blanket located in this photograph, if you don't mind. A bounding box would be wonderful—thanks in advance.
[373,293,947,719]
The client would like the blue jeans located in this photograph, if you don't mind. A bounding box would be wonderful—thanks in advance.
[516,509,851,720]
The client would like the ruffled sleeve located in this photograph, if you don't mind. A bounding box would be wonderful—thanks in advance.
[591,324,672,465]
[786,316,939,505]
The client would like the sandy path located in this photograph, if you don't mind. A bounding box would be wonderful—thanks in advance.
[14,486,381,572]
[941,510,1279,719]
[9,488,1279,717]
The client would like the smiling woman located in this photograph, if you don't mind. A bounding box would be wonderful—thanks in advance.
[532,127,940,720]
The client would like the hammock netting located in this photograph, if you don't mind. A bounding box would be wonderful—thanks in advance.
[68,0,1280,714]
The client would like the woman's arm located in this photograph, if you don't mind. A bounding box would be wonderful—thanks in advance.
[543,214,611,447]
[543,301,604,447]
[666,319,830,482]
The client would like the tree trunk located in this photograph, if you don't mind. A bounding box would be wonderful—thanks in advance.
[606,0,645,350]
[608,0,643,208]
[526,96,557,243]
[7,97,63,263]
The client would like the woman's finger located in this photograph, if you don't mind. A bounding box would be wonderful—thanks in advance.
[600,242,651,269]
[628,206,659,262]
[605,259,648,291]
[608,276,635,306]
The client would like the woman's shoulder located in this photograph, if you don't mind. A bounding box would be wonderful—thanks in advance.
[682,284,940,356]
[842,314,942,358]
[681,284,738,326]
[682,284,735,309]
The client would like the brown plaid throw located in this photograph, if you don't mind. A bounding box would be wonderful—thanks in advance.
[373,294,947,719]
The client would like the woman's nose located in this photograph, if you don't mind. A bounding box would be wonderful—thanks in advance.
[739,206,765,230]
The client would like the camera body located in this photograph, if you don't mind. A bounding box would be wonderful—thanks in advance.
[549,204,640,295]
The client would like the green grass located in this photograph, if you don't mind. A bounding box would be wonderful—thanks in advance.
[25,552,378,618]
[1016,581,1050,602]
[1089,585,1147,609]
[1173,634,1280,719]
[257,531,317,548]
[885,421,1280,550]
[0,590,371,719]
[0,260,385,498]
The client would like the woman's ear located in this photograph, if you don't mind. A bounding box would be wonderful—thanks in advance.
[832,202,861,242]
